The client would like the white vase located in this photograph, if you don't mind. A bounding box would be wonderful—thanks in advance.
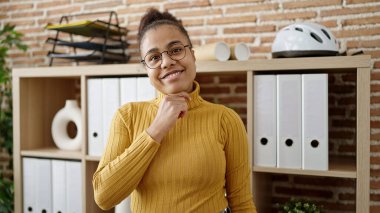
[51,100,82,151]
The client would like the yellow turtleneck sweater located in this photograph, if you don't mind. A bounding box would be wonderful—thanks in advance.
[93,82,256,213]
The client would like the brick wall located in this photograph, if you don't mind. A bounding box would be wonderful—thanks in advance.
[1,0,380,212]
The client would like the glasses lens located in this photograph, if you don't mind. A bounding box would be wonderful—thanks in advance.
[168,44,186,61]
[145,52,162,69]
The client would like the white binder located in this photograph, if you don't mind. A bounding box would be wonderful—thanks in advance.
[35,158,52,213]
[66,161,82,213]
[277,75,302,169]
[87,78,104,156]
[102,78,120,150]
[302,74,328,170]
[52,160,67,213]
[23,157,37,213]
[137,77,156,101]
[254,75,277,167]
[120,77,137,105]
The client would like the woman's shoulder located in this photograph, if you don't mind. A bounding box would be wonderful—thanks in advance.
[202,100,236,114]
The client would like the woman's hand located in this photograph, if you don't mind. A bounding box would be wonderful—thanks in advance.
[147,92,190,143]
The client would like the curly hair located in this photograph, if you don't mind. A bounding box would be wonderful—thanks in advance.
[137,8,192,49]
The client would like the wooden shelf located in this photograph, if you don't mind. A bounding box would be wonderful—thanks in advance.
[253,156,356,179]
[86,155,101,162]
[21,147,82,160]
[12,56,371,213]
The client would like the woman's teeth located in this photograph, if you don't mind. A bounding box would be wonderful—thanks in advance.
[163,71,182,79]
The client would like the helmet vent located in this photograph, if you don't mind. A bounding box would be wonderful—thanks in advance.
[295,27,303,32]
[310,32,323,43]
[321,28,331,40]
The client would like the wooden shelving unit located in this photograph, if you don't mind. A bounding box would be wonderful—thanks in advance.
[13,55,370,212]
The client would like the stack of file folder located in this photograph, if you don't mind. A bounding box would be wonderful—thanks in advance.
[254,74,328,171]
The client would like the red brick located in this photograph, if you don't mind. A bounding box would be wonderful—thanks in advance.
[219,74,246,84]
[371,205,380,213]
[36,0,71,9]
[176,8,222,17]
[196,74,216,84]
[330,131,354,139]
[366,50,380,59]
[226,3,279,14]
[334,27,380,38]
[261,11,317,22]
[118,5,153,14]
[371,96,380,104]
[207,15,257,25]
[320,201,355,211]
[321,5,380,17]
[205,37,254,44]
[371,179,380,189]
[2,3,34,11]
[8,19,35,26]
[375,61,380,69]
[218,96,246,104]
[371,108,380,116]
[224,25,275,34]
[84,0,121,10]
[127,0,162,4]
[347,39,380,48]
[284,0,341,9]
[11,11,44,19]
[235,86,247,93]
[338,193,356,200]
[294,176,354,187]
[164,0,210,10]
[275,186,334,198]
[347,0,379,3]
[182,19,204,27]
[201,86,231,94]
[371,120,380,128]
[338,145,355,153]
[213,0,263,5]
[46,6,82,17]
[343,16,380,26]
[370,169,380,177]
[188,28,217,36]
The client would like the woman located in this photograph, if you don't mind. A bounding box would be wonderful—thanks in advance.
[93,8,257,213]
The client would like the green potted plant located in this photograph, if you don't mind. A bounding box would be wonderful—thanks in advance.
[277,198,323,213]
[0,23,27,213]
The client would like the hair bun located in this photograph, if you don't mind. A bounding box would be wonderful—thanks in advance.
[138,8,182,40]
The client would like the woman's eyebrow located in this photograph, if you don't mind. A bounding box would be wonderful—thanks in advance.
[146,40,183,54]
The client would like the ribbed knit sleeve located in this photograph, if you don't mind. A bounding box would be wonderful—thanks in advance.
[93,104,160,210]
[221,107,257,213]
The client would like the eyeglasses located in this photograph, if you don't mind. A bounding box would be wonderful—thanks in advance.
[141,43,191,69]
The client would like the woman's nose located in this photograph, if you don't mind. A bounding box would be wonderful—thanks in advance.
[160,52,176,69]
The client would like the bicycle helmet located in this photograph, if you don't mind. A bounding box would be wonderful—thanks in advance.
[272,22,339,58]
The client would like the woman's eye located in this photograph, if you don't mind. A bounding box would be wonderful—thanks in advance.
[170,48,183,55]
[149,54,161,61]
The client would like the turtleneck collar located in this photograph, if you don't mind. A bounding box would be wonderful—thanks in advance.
[153,81,203,110]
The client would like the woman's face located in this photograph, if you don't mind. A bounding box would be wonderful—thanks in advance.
[140,25,196,95]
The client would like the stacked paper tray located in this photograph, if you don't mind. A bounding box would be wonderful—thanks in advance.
[46,20,127,37]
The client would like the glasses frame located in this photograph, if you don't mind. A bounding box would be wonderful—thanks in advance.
[141,44,191,69]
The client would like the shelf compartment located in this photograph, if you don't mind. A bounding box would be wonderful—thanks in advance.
[19,77,80,151]
[21,147,82,160]
[46,20,127,37]
[253,156,356,179]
